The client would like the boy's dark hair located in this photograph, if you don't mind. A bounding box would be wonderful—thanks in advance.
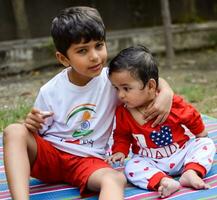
[108,45,159,88]
[51,6,105,56]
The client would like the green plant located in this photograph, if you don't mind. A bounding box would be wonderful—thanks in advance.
[207,33,217,46]
[174,85,205,103]
[43,37,56,56]
[0,103,32,133]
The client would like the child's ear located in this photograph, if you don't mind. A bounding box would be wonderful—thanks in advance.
[148,79,157,91]
[56,51,70,67]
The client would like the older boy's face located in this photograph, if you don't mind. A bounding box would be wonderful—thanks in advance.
[59,39,107,85]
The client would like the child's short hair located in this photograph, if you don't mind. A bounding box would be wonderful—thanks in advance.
[51,6,105,56]
[108,45,159,88]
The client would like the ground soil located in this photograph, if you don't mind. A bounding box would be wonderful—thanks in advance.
[0,48,217,119]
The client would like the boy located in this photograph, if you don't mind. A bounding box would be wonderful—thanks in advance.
[3,7,173,200]
[107,45,215,198]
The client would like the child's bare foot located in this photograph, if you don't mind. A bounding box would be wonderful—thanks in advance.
[179,169,210,190]
[158,177,180,198]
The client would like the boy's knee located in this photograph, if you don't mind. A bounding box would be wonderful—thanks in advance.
[116,171,127,185]
[102,170,126,186]
[3,123,29,144]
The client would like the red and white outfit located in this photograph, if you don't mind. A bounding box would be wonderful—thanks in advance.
[112,95,216,190]
[34,67,118,158]
[31,67,119,196]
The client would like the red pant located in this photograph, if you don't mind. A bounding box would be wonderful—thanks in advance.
[31,133,111,196]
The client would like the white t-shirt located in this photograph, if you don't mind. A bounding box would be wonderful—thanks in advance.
[34,67,118,159]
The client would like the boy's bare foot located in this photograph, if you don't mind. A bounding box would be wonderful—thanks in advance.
[158,177,180,198]
[179,169,210,190]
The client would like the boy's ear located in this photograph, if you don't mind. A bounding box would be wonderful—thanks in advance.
[56,51,70,67]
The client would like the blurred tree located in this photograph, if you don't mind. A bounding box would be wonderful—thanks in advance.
[11,0,30,38]
[183,0,198,22]
[160,0,174,68]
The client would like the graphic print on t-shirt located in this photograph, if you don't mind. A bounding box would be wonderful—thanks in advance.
[66,103,96,138]
[150,125,173,147]
[132,125,180,159]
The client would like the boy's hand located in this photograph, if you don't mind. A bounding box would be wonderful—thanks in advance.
[106,152,125,166]
[24,108,53,133]
[143,78,173,127]
[144,93,172,127]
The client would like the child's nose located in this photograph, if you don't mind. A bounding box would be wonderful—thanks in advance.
[118,91,125,100]
[89,50,99,62]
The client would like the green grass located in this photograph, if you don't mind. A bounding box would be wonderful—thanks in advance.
[0,103,32,132]
[0,79,216,132]
[172,83,217,118]
[174,85,205,103]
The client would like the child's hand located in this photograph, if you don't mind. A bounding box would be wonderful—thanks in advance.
[196,129,208,138]
[24,108,53,133]
[106,152,125,166]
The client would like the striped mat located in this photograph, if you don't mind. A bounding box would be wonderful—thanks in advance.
[1,115,217,200]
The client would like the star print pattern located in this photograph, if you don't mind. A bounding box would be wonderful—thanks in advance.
[150,125,173,147]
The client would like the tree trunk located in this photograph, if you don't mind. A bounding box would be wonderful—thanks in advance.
[183,0,197,22]
[160,0,174,68]
[11,0,30,39]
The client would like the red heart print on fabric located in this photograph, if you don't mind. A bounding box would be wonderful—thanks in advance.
[203,146,208,150]
[144,167,149,171]
[170,163,175,169]
[129,172,134,177]
[134,160,140,163]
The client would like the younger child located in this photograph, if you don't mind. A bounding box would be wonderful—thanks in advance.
[107,45,216,198]
[3,7,173,200]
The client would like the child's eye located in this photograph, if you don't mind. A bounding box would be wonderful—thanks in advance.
[77,49,87,54]
[123,87,130,92]
[114,87,119,91]
[96,42,104,49]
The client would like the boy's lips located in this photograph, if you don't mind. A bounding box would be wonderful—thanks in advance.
[88,64,101,71]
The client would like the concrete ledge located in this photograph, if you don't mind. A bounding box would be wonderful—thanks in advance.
[1,21,217,75]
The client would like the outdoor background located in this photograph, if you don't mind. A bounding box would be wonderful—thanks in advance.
[0,0,217,132]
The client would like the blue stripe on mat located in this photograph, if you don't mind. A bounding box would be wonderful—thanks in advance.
[1,115,217,200]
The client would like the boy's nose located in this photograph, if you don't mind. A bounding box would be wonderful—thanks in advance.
[89,51,99,62]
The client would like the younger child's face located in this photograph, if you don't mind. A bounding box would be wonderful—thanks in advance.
[110,70,156,108]
[57,39,107,85]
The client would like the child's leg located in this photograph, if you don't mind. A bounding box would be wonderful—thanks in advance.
[179,137,216,189]
[87,168,126,200]
[179,169,210,189]
[158,177,180,198]
[125,156,180,198]
[3,123,37,200]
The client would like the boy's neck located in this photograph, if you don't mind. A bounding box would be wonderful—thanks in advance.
[67,67,93,86]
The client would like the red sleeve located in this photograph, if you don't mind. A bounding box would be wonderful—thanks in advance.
[173,95,205,135]
[112,105,133,157]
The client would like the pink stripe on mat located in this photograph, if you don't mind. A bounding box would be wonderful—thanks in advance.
[125,174,217,200]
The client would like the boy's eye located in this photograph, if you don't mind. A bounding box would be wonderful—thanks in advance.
[96,42,104,49]
[77,49,87,54]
